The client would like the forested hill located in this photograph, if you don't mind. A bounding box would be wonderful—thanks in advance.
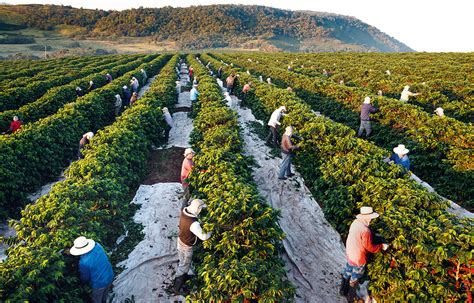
[0,4,414,52]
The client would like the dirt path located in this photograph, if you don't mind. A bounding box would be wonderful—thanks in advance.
[111,63,192,303]
[215,79,347,302]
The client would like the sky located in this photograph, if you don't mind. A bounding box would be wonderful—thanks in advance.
[5,0,474,52]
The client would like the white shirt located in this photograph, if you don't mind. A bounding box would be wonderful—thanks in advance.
[400,89,415,102]
[163,112,173,127]
[268,109,285,127]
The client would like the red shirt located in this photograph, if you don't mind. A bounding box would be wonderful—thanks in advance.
[181,158,194,186]
[345,219,382,266]
[9,120,22,133]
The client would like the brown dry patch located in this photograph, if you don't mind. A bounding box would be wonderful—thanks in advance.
[143,147,185,184]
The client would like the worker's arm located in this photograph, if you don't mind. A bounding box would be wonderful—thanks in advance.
[190,222,212,241]
[361,230,382,253]
[79,260,91,283]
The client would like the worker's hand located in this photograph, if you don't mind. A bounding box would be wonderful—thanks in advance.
[382,243,389,251]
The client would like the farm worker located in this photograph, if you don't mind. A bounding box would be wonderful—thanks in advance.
[88,80,96,92]
[323,69,328,76]
[129,92,138,107]
[76,86,84,97]
[188,66,194,79]
[246,70,250,75]
[266,106,287,146]
[434,107,445,117]
[190,84,200,110]
[288,65,292,71]
[173,199,212,293]
[266,77,272,85]
[78,132,94,159]
[217,67,223,79]
[114,94,122,116]
[399,85,419,102]
[5,116,22,134]
[225,74,236,94]
[340,207,389,297]
[162,107,173,142]
[357,97,378,138]
[130,77,139,93]
[386,70,391,76]
[70,236,114,303]
[390,144,410,171]
[278,126,300,180]
[242,82,251,94]
[287,87,293,93]
[140,68,147,84]
[377,90,383,96]
[193,77,198,86]
[123,85,131,107]
[259,75,263,82]
[181,148,195,203]
[105,73,113,83]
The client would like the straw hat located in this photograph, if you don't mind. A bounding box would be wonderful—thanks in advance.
[356,206,379,220]
[393,144,409,155]
[184,148,195,156]
[363,96,371,104]
[434,107,444,117]
[185,199,207,216]
[84,132,94,140]
[70,236,95,256]
[285,126,293,135]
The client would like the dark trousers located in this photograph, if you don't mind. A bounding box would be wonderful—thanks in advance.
[164,125,172,142]
[266,126,278,146]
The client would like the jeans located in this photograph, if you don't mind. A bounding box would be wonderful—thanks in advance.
[278,152,293,178]
[92,284,111,303]
[342,262,366,284]
[176,238,193,277]
[266,126,278,146]
[357,120,372,137]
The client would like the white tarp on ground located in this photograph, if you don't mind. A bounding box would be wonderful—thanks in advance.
[224,90,347,302]
[111,183,184,303]
[111,65,191,302]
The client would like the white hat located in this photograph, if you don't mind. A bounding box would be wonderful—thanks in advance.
[363,96,371,104]
[356,207,379,220]
[393,144,409,155]
[434,107,444,116]
[76,87,82,90]
[184,148,195,156]
[84,132,94,140]
[123,85,127,89]
[279,106,287,112]
[285,126,293,135]
[185,199,207,216]
[13,116,18,121]
[70,236,95,256]
[89,81,94,85]
[404,85,410,90]
[162,107,169,113]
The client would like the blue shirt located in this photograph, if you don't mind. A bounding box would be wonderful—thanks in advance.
[190,88,200,101]
[390,153,410,171]
[79,243,114,289]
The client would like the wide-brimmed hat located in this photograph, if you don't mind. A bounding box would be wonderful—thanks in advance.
[363,96,371,104]
[356,206,379,220]
[84,132,94,140]
[434,107,444,116]
[162,107,169,113]
[123,85,128,90]
[70,236,95,256]
[184,148,195,156]
[285,126,293,135]
[185,199,207,216]
[279,106,287,112]
[393,144,409,155]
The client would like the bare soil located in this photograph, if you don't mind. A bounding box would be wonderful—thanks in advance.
[143,147,184,184]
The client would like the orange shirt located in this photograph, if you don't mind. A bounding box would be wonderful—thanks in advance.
[345,219,382,266]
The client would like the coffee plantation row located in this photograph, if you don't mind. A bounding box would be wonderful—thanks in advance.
[0,54,179,301]
[0,54,148,112]
[186,55,294,301]
[211,53,473,210]
[0,54,170,219]
[199,53,472,302]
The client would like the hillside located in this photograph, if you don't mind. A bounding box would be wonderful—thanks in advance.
[0,4,413,52]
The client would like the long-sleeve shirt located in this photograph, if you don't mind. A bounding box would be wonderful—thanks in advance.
[268,109,285,128]
[346,219,382,266]
[360,103,378,121]
[190,88,200,101]
[79,243,114,289]
[281,134,295,154]
[390,153,410,170]
[181,158,194,186]
[9,120,21,133]
[400,89,416,102]
[163,112,173,127]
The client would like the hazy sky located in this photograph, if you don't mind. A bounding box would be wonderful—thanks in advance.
[6,0,474,52]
